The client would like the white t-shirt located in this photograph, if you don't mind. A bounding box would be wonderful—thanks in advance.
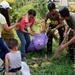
[0,13,7,37]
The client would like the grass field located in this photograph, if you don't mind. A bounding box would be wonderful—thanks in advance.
[0,25,74,75]
[26,40,74,75]
[0,1,75,75]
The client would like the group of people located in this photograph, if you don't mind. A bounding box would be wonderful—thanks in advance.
[0,1,75,75]
[0,1,37,75]
[44,2,75,61]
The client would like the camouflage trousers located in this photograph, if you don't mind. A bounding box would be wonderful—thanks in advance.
[47,24,65,53]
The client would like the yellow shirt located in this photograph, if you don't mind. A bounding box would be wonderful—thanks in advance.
[0,13,7,37]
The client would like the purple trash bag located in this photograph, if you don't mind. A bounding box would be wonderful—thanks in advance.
[27,32,48,52]
[27,40,36,52]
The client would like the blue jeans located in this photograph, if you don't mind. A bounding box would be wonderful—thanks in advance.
[0,38,9,60]
[16,30,30,58]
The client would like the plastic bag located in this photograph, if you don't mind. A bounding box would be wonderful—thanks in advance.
[27,32,48,52]
[0,58,3,66]
[33,32,48,50]
[20,62,31,75]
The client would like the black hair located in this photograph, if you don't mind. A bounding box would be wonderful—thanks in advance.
[28,9,36,16]
[7,38,18,49]
[59,7,70,17]
[0,8,10,26]
[48,2,56,11]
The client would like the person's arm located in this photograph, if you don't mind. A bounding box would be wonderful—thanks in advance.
[53,20,64,31]
[44,17,48,27]
[64,26,70,33]
[1,14,20,31]
[63,26,70,39]
[56,23,63,29]
[21,27,30,34]
[65,30,75,47]
[5,54,9,74]
[30,19,35,32]
[2,23,20,31]
[21,27,34,36]
[42,17,48,32]
[30,25,35,32]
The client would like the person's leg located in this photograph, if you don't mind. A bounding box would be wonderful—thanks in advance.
[47,23,55,54]
[58,26,65,45]
[68,44,74,61]
[0,38,9,60]
[0,52,5,60]
[24,33,30,52]
[16,30,26,58]
[47,23,54,53]
[68,30,74,61]
[47,28,53,54]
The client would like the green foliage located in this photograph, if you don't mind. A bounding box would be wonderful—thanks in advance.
[33,0,47,19]
[10,4,34,23]
[0,1,73,75]
[69,5,75,13]
[26,46,74,75]
[16,0,27,8]
[68,0,75,1]
[6,0,16,4]
[0,0,16,4]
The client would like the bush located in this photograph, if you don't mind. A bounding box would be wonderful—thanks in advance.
[33,0,47,19]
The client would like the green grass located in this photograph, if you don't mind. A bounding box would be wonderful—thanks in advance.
[25,40,74,75]
[0,1,75,75]
[12,24,74,75]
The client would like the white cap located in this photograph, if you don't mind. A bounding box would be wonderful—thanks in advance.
[0,1,12,9]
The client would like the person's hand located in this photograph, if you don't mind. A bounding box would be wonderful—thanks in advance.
[59,44,67,51]
[41,29,46,33]
[41,28,46,33]
[15,22,20,27]
[51,29,55,34]
[33,32,38,35]
[30,32,34,36]
[30,32,38,36]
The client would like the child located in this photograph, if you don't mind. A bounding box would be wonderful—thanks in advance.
[5,38,22,75]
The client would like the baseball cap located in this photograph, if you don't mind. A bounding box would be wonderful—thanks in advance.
[0,1,12,9]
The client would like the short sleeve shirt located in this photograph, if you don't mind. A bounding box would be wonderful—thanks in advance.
[0,13,7,37]
[17,14,35,30]
[66,12,75,30]
[46,11,60,25]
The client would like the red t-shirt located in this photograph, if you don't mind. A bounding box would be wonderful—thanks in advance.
[17,14,35,30]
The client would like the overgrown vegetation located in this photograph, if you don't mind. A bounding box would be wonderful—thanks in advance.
[33,0,47,19]
[0,0,75,75]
